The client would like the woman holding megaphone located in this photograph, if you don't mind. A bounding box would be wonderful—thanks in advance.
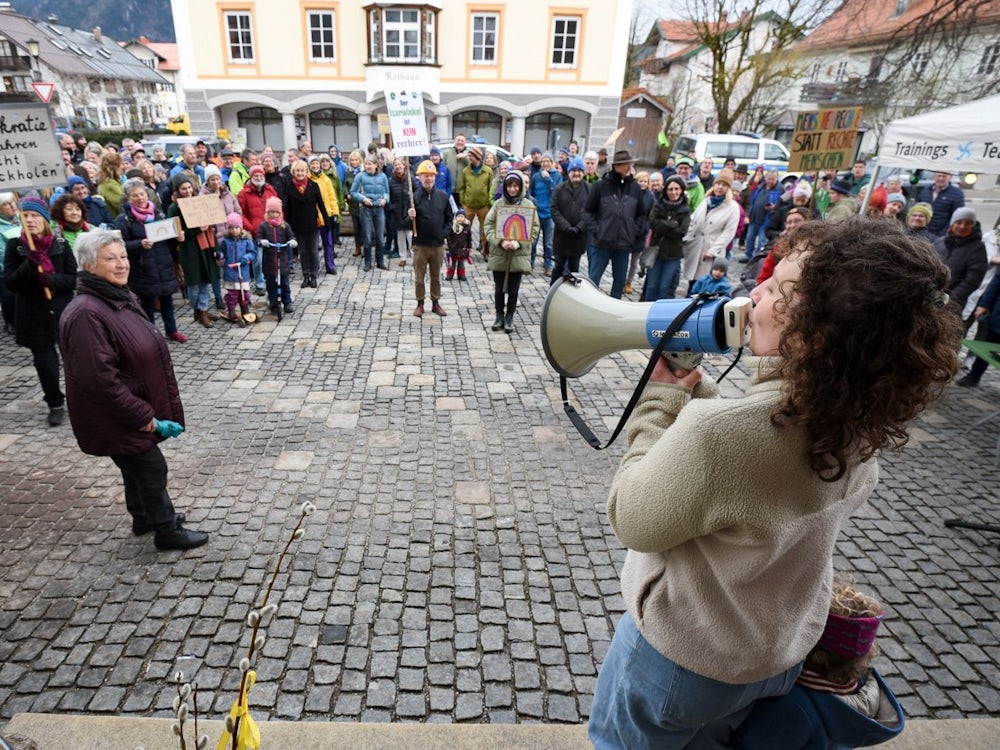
[588,218,961,749]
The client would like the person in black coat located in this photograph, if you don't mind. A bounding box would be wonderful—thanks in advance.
[549,157,590,284]
[933,207,988,316]
[388,157,417,267]
[115,178,187,342]
[281,161,329,288]
[646,176,692,300]
[3,196,77,426]
[60,230,208,551]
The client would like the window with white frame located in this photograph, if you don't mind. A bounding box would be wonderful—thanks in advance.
[911,50,929,77]
[977,42,1000,76]
[551,15,580,68]
[225,11,255,64]
[366,6,438,64]
[809,61,821,82]
[308,10,337,61]
[471,13,498,65]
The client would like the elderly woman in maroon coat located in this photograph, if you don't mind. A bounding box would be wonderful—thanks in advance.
[59,230,208,552]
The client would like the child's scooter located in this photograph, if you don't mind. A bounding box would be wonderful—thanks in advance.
[269,241,290,321]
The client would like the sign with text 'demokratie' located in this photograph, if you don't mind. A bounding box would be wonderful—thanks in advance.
[789,107,863,172]
[0,103,64,192]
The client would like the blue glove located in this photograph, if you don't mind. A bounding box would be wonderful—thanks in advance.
[154,419,185,438]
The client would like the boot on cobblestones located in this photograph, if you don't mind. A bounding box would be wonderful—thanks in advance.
[491,313,503,331]
[197,310,213,328]
[154,525,209,551]
[414,301,425,317]
[504,314,514,334]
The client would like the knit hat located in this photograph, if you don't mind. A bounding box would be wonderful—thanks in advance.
[793,180,814,200]
[67,175,88,190]
[713,168,735,188]
[226,212,243,228]
[530,146,542,155]
[467,146,483,161]
[265,196,283,213]
[430,146,441,157]
[818,610,883,660]
[307,154,322,165]
[829,178,852,196]
[675,157,695,168]
[171,173,195,193]
[908,202,933,222]
[20,195,50,222]
[950,206,976,225]
[886,192,906,206]
[249,165,265,177]
[567,157,585,173]
[711,258,729,274]
[203,164,222,182]
[541,151,554,162]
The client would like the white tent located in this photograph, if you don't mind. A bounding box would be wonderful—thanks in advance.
[877,94,1000,173]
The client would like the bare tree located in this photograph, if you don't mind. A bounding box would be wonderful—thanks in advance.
[682,0,837,133]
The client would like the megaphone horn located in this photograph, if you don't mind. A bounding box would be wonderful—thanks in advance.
[540,274,750,378]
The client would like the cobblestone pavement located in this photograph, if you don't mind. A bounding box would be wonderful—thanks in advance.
[1,239,998,727]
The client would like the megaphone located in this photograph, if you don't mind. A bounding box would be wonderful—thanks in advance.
[540,274,751,378]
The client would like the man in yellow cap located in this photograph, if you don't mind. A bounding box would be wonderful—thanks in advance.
[408,160,453,317]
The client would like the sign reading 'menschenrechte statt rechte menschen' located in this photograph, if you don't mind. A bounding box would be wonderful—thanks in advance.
[0,103,64,192]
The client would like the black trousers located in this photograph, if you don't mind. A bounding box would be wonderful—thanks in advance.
[493,271,523,317]
[32,346,64,408]
[110,446,178,532]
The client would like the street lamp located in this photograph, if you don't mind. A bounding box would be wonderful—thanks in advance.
[25,38,40,81]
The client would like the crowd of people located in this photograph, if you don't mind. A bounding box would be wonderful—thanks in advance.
[0,128,994,734]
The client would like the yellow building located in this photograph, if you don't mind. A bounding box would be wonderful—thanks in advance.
[171,0,633,155]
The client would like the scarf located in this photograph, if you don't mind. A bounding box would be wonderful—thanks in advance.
[23,232,56,273]
[292,176,308,194]
[707,195,725,211]
[129,201,156,224]
[78,270,133,303]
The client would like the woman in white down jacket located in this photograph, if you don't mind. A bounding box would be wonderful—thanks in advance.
[682,168,740,292]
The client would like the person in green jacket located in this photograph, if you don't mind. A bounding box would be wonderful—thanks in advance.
[484,171,539,334]
[50,194,92,261]
[459,146,494,253]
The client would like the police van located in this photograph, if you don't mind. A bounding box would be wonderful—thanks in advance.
[672,133,794,181]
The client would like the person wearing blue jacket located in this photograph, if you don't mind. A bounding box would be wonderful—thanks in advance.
[735,581,904,750]
[742,170,782,262]
[689,258,733,297]
[957,267,1000,387]
[350,155,391,270]
[529,151,563,275]
[218,212,258,325]
[429,147,453,196]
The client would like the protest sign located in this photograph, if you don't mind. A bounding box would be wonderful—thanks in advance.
[384,88,429,157]
[789,107,863,172]
[495,205,536,241]
[146,217,182,242]
[0,103,64,192]
[176,194,226,228]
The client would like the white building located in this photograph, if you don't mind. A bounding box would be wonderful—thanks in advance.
[0,7,170,129]
[121,36,186,122]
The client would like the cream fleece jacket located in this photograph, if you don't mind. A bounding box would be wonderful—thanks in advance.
[608,356,878,684]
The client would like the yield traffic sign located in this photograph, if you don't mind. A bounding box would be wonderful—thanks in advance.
[31,82,55,103]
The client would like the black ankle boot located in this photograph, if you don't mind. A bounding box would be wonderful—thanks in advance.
[504,314,514,334]
[491,314,503,331]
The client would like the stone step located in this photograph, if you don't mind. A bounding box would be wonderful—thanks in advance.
[4,713,1000,750]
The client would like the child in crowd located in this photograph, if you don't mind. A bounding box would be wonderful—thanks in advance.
[689,257,733,296]
[218,212,258,325]
[735,580,905,749]
[256,197,297,316]
[446,209,472,281]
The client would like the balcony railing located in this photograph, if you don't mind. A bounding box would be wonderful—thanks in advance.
[0,55,31,72]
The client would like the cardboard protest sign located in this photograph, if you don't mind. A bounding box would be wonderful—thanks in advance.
[0,103,64,192]
[176,194,227,228]
[384,88,429,157]
[146,217,182,242]
[789,107,863,172]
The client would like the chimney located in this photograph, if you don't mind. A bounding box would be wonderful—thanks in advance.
[94,27,102,42]
[47,14,58,23]
[140,35,150,44]
[0,3,13,14]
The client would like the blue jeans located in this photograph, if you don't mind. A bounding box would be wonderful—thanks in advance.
[531,216,555,269]
[360,206,385,264]
[587,245,630,299]
[589,613,802,750]
[743,222,765,260]
[186,283,211,312]
[644,257,681,301]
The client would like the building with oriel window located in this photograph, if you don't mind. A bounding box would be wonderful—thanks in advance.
[171,0,632,155]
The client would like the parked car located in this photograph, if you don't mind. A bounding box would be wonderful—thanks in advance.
[52,116,99,135]
[431,141,519,166]
[672,133,793,180]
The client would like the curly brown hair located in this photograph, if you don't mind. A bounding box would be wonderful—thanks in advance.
[50,194,88,228]
[805,579,883,685]
[773,218,962,481]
